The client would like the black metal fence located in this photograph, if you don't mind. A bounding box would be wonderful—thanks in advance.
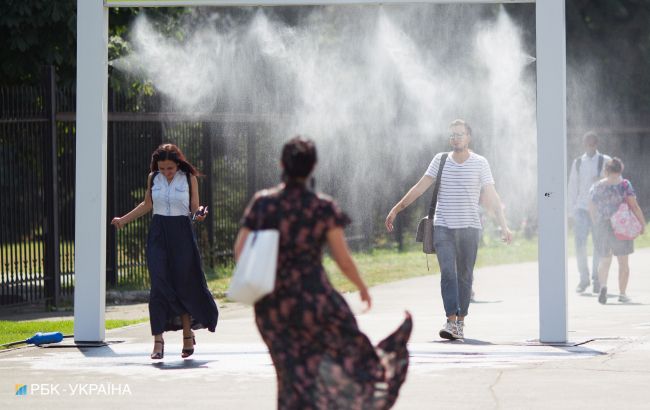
[0,68,275,307]
[5,69,648,309]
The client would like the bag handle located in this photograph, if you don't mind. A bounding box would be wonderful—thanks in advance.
[427,153,448,219]
[254,190,289,231]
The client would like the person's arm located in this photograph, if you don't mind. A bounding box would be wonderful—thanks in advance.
[626,196,646,235]
[326,227,371,309]
[233,228,251,261]
[385,175,434,232]
[190,174,208,222]
[588,199,598,223]
[480,184,513,244]
[111,173,154,229]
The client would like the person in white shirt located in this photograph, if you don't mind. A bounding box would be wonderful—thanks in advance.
[111,143,219,359]
[568,131,611,294]
[385,119,512,340]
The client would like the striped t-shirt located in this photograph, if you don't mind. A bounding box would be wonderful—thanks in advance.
[424,152,494,229]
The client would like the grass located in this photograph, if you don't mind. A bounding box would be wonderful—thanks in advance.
[207,228,650,298]
[0,318,147,349]
[324,232,540,293]
[205,232,541,297]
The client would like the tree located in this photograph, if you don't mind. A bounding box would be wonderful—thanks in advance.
[0,1,186,88]
[0,0,76,86]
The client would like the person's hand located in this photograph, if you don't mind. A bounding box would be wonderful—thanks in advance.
[385,210,397,232]
[359,286,372,312]
[111,217,126,229]
[501,227,513,244]
[193,206,208,222]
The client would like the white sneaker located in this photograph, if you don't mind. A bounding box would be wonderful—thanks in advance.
[456,320,465,339]
[439,320,462,340]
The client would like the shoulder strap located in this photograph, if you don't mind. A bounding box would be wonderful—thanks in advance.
[597,154,604,175]
[428,153,448,219]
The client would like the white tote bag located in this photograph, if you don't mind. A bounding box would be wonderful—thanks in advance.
[227,229,279,304]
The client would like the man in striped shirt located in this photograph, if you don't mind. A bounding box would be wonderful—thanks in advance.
[385,119,512,340]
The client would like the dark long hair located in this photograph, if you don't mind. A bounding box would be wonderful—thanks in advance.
[281,136,317,183]
[150,143,201,176]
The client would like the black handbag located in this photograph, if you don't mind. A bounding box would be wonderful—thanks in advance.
[415,153,448,254]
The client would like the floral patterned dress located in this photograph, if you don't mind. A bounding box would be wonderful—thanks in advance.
[241,182,412,410]
[590,178,637,256]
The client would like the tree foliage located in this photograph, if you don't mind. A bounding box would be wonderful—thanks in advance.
[567,0,650,116]
[1,0,650,117]
[0,1,186,88]
[0,0,76,86]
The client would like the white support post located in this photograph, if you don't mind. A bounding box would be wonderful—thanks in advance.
[79,0,559,344]
[74,0,109,343]
[536,0,568,343]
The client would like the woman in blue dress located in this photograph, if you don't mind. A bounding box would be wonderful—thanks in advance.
[111,143,219,359]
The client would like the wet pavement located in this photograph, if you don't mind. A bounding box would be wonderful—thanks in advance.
[2,248,650,409]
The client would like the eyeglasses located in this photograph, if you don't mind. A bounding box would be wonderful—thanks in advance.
[449,132,466,139]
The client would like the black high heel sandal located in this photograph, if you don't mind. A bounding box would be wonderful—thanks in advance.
[151,340,164,360]
[181,333,195,358]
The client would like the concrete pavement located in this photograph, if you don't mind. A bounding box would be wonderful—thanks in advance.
[2,248,650,409]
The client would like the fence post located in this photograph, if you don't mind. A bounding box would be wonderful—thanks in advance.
[42,65,61,308]
[246,126,257,200]
[202,123,215,267]
[106,87,117,286]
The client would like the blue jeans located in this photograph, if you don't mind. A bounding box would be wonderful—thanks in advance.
[574,209,599,285]
[434,226,480,317]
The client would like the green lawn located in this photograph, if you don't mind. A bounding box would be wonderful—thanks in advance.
[207,228,650,298]
[0,319,147,349]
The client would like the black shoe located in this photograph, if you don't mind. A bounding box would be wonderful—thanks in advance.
[576,282,589,293]
[150,340,164,360]
[181,333,195,358]
[598,287,608,304]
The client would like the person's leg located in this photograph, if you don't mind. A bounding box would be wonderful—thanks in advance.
[151,333,164,359]
[597,256,612,287]
[574,209,591,290]
[434,227,461,339]
[454,228,479,339]
[590,218,601,292]
[181,313,195,358]
[617,255,630,297]
[597,255,612,304]
[456,228,480,319]
[434,226,459,320]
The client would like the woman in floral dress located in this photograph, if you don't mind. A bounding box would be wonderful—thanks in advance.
[589,157,646,304]
[234,137,412,409]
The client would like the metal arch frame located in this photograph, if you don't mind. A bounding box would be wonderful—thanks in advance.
[104,0,534,5]
[75,0,567,343]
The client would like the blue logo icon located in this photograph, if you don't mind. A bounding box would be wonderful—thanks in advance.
[15,384,27,396]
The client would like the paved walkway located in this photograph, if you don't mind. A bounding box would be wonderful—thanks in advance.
[2,248,650,409]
